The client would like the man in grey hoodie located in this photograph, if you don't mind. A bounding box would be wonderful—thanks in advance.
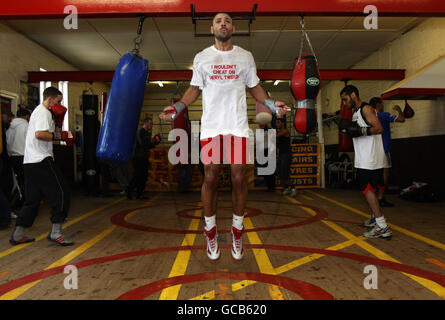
[6,108,31,210]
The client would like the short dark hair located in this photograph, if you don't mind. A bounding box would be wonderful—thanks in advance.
[143,117,153,123]
[43,87,62,101]
[340,85,360,98]
[17,108,31,117]
[213,12,232,23]
[369,97,382,108]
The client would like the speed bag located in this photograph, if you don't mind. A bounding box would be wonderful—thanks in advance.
[255,101,272,125]
[403,100,415,119]
[291,54,320,134]
[96,53,149,162]
[338,101,353,152]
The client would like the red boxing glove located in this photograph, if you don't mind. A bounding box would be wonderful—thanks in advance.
[50,104,67,129]
[153,133,161,145]
[61,131,76,147]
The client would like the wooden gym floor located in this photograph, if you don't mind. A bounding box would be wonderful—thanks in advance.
[0,188,444,300]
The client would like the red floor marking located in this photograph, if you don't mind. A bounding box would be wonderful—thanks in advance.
[176,206,263,220]
[110,201,328,234]
[1,244,445,298]
[115,272,335,300]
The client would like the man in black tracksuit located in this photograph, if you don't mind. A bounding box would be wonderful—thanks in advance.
[126,117,160,199]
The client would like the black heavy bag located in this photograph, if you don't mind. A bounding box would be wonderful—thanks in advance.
[82,94,100,194]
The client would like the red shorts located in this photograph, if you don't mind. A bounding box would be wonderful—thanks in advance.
[200,135,250,164]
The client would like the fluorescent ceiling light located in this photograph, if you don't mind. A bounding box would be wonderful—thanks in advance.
[40,67,47,72]
[274,80,280,86]
[157,81,164,87]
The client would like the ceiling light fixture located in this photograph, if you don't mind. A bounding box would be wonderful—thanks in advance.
[274,80,280,86]
[157,81,164,87]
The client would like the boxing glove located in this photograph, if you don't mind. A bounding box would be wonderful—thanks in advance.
[50,104,67,129]
[54,131,76,146]
[338,119,371,138]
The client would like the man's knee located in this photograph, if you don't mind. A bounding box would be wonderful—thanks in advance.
[203,166,219,187]
[231,166,247,187]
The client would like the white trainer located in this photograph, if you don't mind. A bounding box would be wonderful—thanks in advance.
[204,226,220,260]
[231,226,244,260]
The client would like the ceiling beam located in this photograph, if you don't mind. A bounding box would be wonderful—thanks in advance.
[2,0,445,19]
[28,69,405,82]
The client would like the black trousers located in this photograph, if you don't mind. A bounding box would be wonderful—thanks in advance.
[178,164,193,192]
[10,155,25,208]
[128,157,149,196]
[17,157,70,228]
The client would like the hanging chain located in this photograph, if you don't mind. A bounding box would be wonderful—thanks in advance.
[297,15,318,65]
[132,15,146,55]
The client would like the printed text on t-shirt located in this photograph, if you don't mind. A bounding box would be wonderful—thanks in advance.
[210,64,239,80]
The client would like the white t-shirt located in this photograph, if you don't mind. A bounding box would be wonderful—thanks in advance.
[352,105,386,170]
[24,104,55,164]
[191,45,260,139]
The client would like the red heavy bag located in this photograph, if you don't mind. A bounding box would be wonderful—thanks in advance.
[338,100,353,151]
[403,100,415,119]
[291,54,320,134]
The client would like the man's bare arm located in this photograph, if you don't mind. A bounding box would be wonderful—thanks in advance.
[363,105,383,135]
[159,86,201,122]
[248,84,291,118]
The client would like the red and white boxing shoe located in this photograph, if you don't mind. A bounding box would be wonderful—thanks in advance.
[204,226,220,260]
[231,225,244,260]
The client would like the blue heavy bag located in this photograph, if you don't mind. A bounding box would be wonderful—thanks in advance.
[96,53,149,162]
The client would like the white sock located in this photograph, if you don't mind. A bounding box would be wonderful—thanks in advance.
[375,216,387,229]
[13,226,25,241]
[204,215,216,231]
[51,223,63,239]
[232,214,244,230]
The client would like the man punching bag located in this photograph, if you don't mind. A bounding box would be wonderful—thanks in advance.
[338,100,354,151]
[96,16,149,163]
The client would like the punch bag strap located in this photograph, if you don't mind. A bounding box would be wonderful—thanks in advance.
[297,15,318,65]
[132,15,146,55]
[296,99,315,109]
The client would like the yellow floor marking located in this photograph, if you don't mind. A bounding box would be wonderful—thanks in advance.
[159,204,202,300]
[189,237,363,300]
[0,195,159,300]
[189,290,215,300]
[243,217,284,300]
[307,190,445,251]
[288,196,445,299]
[0,197,125,260]
[0,225,116,300]
[301,195,314,201]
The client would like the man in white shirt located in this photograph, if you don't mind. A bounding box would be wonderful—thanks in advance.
[160,12,290,261]
[10,87,74,246]
[6,108,31,208]
[339,85,392,239]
